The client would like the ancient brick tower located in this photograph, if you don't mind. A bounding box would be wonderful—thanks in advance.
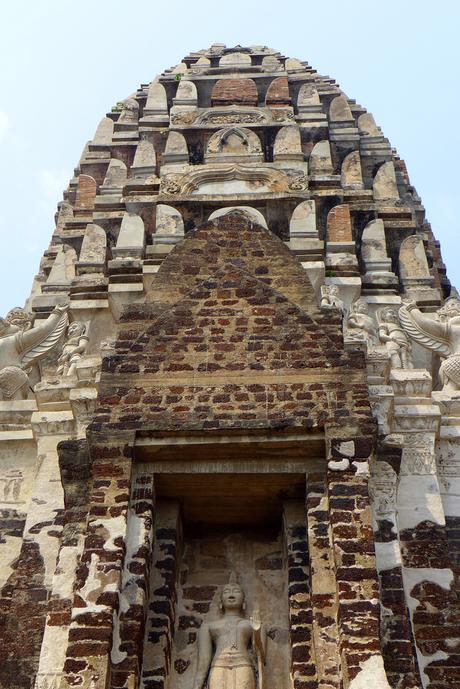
[0,43,459,689]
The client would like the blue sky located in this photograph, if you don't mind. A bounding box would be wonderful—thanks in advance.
[0,0,458,314]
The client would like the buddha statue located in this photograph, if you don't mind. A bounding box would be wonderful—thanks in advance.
[192,580,266,689]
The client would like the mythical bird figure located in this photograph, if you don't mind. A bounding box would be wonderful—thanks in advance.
[399,298,460,391]
[0,304,68,399]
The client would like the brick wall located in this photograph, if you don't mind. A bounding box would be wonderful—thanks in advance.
[211,78,258,106]
[327,204,353,243]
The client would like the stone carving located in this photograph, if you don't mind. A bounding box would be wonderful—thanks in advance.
[161,175,182,195]
[144,81,168,116]
[78,224,106,268]
[368,461,397,516]
[132,140,156,172]
[118,98,139,124]
[198,111,265,125]
[400,298,460,391]
[219,52,251,67]
[155,205,184,238]
[92,117,113,145]
[191,56,211,73]
[297,83,320,107]
[170,111,198,125]
[285,58,304,72]
[174,164,298,196]
[368,385,394,435]
[309,140,333,175]
[341,151,363,190]
[377,307,413,369]
[163,130,189,163]
[398,235,431,283]
[361,219,396,286]
[55,202,74,233]
[270,108,294,122]
[401,446,436,476]
[174,79,198,106]
[345,299,378,346]
[205,127,263,163]
[5,307,33,332]
[287,171,308,191]
[102,158,127,190]
[373,161,399,201]
[46,245,77,287]
[193,579,266,689]
[361,220,388,265]
[329,95,353,122]
[261,55,281,71]
[289,200,317,238]
[358,112,380,137]
[320,285,344,312]
[0,305,68,399]
[273,126,303,161]
[0,468,23,503]
[390,369,432,398]
[171,62,188,75]
[112,213,145,259]
[57,322,89,377]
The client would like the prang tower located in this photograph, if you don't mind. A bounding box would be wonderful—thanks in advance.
[0,44,458,689]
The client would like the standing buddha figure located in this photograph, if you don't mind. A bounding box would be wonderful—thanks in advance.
[192,579,266,689]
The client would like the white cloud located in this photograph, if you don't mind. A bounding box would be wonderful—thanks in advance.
[0,110,9,141]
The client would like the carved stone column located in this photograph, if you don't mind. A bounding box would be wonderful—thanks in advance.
[59,431,135,689]
[306,475,341,689]
[390,370,456,687]
[140,499,181,689]
[109,465,155,689]
[283,498,317,689]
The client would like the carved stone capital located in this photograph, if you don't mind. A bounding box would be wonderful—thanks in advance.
[31,411,75,438]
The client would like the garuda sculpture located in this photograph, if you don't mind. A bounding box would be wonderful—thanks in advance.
[0,304,68,399]
[399,298,460,391]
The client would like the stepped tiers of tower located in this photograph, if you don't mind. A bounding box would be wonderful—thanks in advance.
[1,42,460,689]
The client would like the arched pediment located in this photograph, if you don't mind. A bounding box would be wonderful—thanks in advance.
[208,206,268,229]
[205,127,263,163]
[161,164,307,197]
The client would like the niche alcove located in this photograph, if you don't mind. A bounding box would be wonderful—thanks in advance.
[135,430,326,689]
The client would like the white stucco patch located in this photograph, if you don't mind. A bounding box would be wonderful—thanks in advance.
[35,624,69,683]
[374,540,402,570]
[73,552,119,617]
[53,545,81,599]
[397,475,446,530]
[348,654,391,689]
[352,460,370,476]
[417,649,449,688]
[0,534,23,589]
[402,567,454,687]
[110,604,127,665]
[125,510,147,562]
[91,515,126,551]
[403,567,454,616]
